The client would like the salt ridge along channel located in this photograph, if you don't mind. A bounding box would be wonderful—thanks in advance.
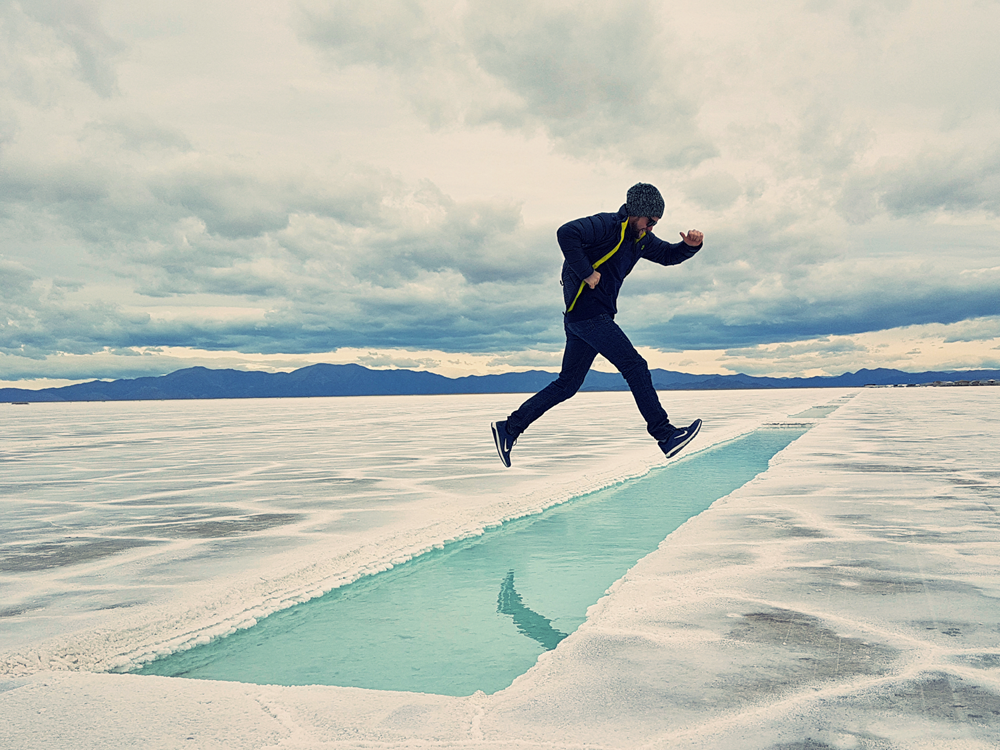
[133,422,819,696]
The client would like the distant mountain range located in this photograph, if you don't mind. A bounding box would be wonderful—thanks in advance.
[3,364,1000,403]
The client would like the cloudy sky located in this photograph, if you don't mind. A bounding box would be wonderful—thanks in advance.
[2,0,999,388]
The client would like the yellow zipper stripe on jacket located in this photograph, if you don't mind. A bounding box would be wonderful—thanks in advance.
[566,219,631,314]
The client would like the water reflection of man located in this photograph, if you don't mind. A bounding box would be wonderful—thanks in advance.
[497,570,567,650]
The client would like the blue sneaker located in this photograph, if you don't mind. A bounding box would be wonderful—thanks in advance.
[659,419,702,458]
[491,420,517,468]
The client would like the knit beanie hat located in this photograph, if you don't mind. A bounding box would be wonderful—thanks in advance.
[625,182,664,218]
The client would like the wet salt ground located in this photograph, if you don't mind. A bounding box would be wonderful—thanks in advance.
[2,387,999,749]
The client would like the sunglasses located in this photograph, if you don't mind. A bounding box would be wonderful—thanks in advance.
[644,217,658,227]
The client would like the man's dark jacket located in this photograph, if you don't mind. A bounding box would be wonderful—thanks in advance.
[559,204,701,322]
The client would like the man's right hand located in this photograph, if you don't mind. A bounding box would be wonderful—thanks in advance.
[585,271,601,289]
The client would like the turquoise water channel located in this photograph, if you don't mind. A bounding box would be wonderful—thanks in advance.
[134,427,808,695]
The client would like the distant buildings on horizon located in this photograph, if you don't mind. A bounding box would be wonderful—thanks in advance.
[865,380,999,388]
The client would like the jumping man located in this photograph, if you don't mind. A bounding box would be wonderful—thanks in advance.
[491,183,704,468]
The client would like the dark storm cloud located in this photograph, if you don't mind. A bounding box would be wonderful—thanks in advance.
[0,258,151,358]
[1,135,566,357]
[4,125,998,362]
[613,205,1000,353]
[630,282,1000,351]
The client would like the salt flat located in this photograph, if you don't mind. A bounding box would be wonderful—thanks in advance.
[2,387,998,749]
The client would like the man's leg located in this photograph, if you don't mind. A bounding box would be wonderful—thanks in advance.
[504,323,599,438]
[566,314,673,442]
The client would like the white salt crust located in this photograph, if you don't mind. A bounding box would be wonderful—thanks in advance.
[3,387,998,748]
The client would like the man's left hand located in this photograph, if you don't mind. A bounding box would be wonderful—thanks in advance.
[680,230,703,246]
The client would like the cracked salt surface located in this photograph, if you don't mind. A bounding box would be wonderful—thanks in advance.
[2,388,999,749]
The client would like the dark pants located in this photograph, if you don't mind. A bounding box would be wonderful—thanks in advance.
[506,313,673,442]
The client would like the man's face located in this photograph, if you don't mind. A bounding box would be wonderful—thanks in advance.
[630,216,660,233]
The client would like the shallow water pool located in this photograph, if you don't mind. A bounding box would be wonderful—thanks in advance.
[134,427,808,695]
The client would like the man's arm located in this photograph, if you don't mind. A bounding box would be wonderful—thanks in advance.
[641,229,704,266]
[556,212,621,283]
